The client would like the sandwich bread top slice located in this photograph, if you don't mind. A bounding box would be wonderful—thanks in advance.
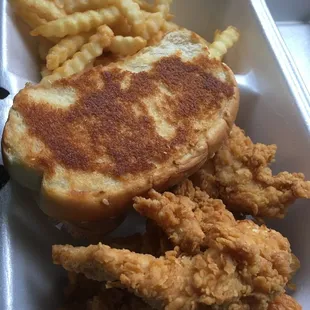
[2,29,239,222]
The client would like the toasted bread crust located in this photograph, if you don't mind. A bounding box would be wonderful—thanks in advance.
[2,30,239,221]
[40,151,208,221]
[13,56,234,177]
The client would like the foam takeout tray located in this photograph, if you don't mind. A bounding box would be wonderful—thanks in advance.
[0,0,309,309]
[266,0,310,95]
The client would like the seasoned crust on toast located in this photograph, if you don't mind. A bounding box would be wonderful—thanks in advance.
[2,29,239,221]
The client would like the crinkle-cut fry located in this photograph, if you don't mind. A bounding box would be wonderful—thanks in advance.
[14,9,47,29]
[46,31,93,70]
[115,0,145,33]
[41,25,114,85]
[62,0,109,14]
[38,38,54,61]
[31,6,120,38]
[138,11,166,40]
[209,26,240,60]
[12,1,47,27]
[110,36,147,56]
[133,0,157,12]
[62,0,145,28]
[63,0,142,15]
[16,0,66,21]
[40,65,52,78]
[62,0,145,34]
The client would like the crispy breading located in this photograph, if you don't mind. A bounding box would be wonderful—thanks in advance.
[134,190,205,254]
[192,125,310,218]
[210,294,301,310]
[53,244,255,309]
[174,179,235,234]
[53,241,297,309]
[136,179,296,272]
[267,294,301,310]
[134,183,298,286]
[60,273,300,310]
[54,184,298,309]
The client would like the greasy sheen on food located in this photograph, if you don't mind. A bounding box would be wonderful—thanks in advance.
[2,29,239,222]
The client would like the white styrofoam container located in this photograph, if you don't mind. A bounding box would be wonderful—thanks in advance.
[266,0,310,94]
[0,1,309,309]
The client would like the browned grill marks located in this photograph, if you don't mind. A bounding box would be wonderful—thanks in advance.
[16,55,234,176]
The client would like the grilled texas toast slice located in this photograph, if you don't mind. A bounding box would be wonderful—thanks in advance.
[2,29,239,222]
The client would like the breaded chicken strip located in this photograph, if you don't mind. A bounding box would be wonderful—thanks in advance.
[134,179,236,254]
[210,294,301,310]
[191,125,310,218]
[54,185,298,309]
[53,241,298,310]
[134,190,206,253]
[268,294,301,310]
[52,244,273,309]
[135,180,299,274]
[60,272,300,310]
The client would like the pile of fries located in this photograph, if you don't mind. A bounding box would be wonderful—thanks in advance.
[12,0,177,85]
[12,0,240,86]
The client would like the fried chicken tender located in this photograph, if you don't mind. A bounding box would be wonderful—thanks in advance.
[53,242,298,310]
[54,184,299,309]
[209,294,301,310]
[134,183,239,254]
[52,244,263,309]
[268,294,301,310]
[60,272,300,310]
[134,182,298,292]
[135,180,298,273]
[134,190,205,254]
[191,125,310,218]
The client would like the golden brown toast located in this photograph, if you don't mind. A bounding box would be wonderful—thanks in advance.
[2,29,239,221]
